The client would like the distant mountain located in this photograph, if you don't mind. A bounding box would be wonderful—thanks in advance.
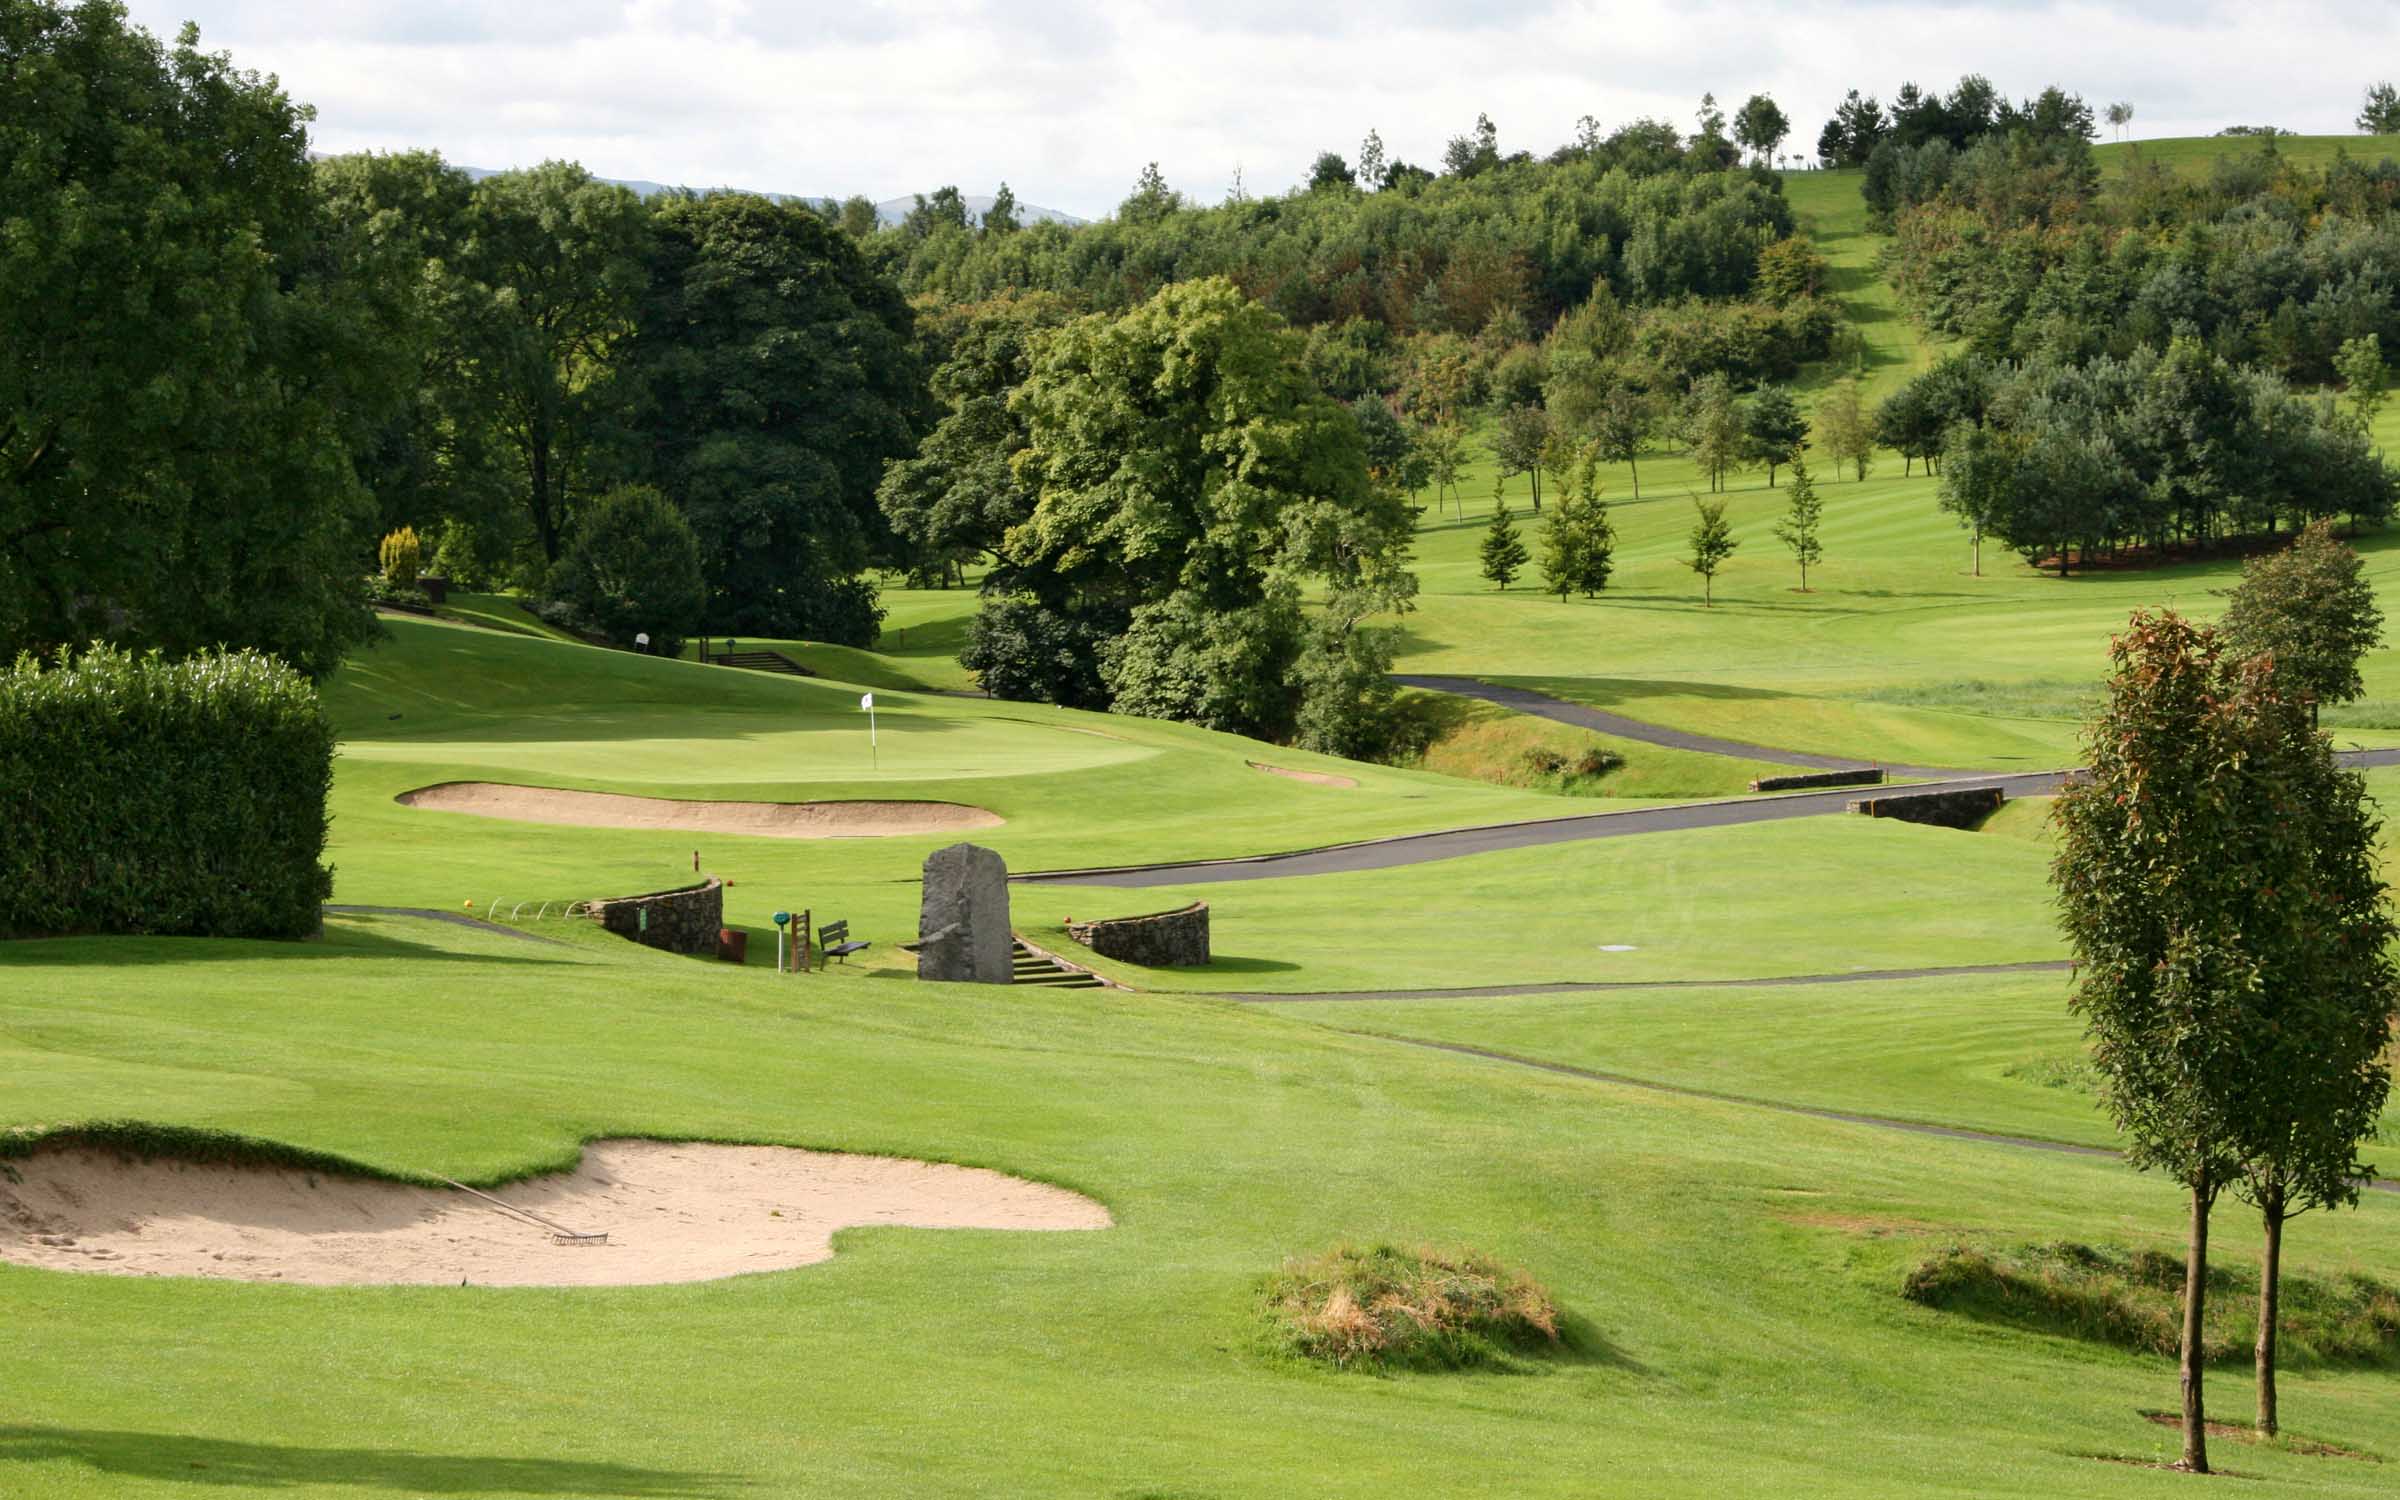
[872,192,1087,228]
[444,163,1086,227]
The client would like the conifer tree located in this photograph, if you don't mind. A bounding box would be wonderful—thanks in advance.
[1540,446,1616,601]
[1480,496,1528,590]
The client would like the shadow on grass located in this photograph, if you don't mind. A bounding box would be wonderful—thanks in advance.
[0,924,578,969]
[0,1426,745,1495]
[1192,955,1303,978]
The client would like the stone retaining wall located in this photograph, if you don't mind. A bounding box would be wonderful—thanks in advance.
[1751,768,1885,793]
[1846,787,2004,829]
[589,877,724,956]
[1065,902,1211,967]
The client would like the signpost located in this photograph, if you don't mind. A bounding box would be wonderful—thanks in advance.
[862,692,877,770]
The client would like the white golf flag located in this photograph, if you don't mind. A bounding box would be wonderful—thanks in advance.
[860,692,873,709]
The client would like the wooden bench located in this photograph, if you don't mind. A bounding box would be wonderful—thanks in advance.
[818,919,869,965]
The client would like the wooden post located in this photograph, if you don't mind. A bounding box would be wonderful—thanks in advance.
[799,908,811,973]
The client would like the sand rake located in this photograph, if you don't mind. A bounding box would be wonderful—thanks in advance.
[439,1176,609,1246]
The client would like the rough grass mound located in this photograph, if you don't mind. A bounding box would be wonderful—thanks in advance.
[1904,1241,2400,1366]
[1264,1243,1561,1371]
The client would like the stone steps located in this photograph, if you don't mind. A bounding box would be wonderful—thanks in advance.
[1011,941,1106,989]
[709,649,813,677]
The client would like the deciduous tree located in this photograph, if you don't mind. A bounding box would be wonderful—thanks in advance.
[1685,496,1737,605]
[1742,385,1808,486]
[1491,404,1553,510]
[623,192,921,643]
[2218,519,2385,720]
[1814,379,1875,481]
[1734,94,1791,169]
[1,2,383,676]
[454,162,651,565]
[1772,455,1824,589]
[2053,611,2390,1470]
[1682,374,1742,493]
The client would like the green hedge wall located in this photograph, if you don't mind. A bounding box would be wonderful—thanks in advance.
[0,647,335,938]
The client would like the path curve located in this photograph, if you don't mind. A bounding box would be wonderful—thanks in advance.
[1019,679,2400,887]
[1393,674,1977,779]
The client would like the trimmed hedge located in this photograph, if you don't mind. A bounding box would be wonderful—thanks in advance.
[0,646,334,938]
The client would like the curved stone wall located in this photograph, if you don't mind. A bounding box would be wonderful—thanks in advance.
[1065,902,1210,968]
[589,877,724,956]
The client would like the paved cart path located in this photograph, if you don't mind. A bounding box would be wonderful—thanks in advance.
[1020,680,2400,888]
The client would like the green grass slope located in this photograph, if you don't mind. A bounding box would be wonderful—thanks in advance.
[5,915,2397,1497]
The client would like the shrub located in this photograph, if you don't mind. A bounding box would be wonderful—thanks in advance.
[378,526,421,589]
[1522,746,1569,775]
[1571,746,1623,778]
[1263,1243,1562,1371]
[0,646,334,938]
[541,487,705,656]
[1902,1241,2400,1366]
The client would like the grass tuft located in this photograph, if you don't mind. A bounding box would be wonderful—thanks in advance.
[1263,1242,1562,1372]
[1903,1241,2400,1366]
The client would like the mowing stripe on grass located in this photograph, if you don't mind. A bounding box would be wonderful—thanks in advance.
[1210,959,2075,1003]
[1374,1034,2400,1194]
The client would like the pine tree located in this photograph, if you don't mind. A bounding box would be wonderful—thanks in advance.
[1480,498,1528,590]
[1771,454,1824,590]
[1540,446,1617,600]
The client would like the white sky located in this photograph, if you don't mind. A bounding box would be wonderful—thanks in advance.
[123,0,2400,217]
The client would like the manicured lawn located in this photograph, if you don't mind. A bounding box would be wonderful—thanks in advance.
[7,915,2399,1497]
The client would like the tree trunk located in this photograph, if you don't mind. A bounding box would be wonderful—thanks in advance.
[1971,532,1981,577]
[1628,455,1641,499]
[2257,1184,2283,1438]
[2181,1179,2213,1473]
[529,435,560,562]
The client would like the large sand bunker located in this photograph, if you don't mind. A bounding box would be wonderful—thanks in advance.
[0,1140,1109,1287]
[398,782,1002,838]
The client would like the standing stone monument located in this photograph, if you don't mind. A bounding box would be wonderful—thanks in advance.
[917,843,1012,983]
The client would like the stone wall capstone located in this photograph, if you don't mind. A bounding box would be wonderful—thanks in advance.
[1065,902,1211,967]
[1751,767,1885,793]
[588,877,724,956]
[1846,787,2004,829]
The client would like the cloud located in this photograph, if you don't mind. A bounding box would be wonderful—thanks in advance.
[122,0,2400,216]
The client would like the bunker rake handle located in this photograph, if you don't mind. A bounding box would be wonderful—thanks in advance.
[438,1176,608,1246]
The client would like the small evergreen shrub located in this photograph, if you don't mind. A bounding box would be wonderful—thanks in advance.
[1264,1243,1562,1371]
[0,646,334,938]
[378,526,422,589]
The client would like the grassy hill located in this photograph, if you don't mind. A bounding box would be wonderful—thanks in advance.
[7,133,2400,1499]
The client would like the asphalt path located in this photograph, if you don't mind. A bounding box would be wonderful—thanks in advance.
[1018,680,2400,888]
[1391,674,1981,779]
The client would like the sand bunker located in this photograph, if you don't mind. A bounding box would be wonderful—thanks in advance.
[0,1140,1109,1287]
[1248,761,1358,789]
[398,782,1002,838]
